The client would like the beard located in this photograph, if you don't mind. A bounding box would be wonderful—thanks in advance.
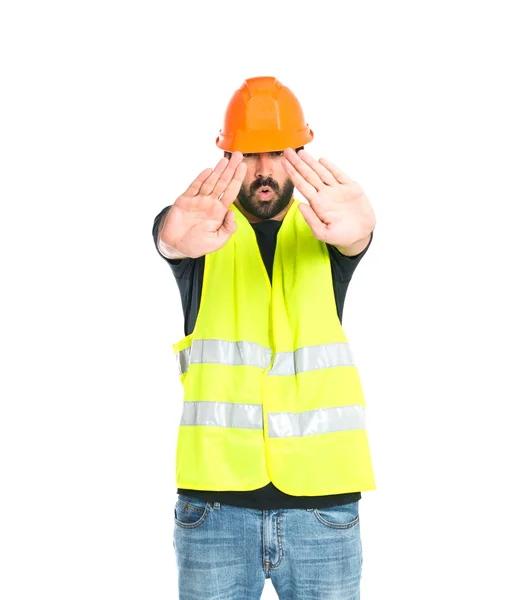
[237,176,294,220]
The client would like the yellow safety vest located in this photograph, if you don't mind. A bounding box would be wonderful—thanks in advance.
[172,198,376,496]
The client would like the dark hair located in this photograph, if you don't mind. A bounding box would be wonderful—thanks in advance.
[224,146,305,160]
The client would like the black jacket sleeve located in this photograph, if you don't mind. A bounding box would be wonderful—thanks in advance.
[326,230,373,283]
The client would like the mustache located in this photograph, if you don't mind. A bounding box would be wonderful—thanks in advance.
[250,177,279,193]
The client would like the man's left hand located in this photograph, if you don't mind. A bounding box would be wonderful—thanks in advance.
[282,148,376,249]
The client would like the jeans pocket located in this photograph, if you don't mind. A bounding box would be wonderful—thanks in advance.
[312,500,360,529]
[174,494,211,529]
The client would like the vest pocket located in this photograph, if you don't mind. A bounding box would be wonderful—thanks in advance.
[174,495,211,529]
[312,501,360,529]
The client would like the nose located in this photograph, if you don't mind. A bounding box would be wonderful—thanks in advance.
[254,153,274,179]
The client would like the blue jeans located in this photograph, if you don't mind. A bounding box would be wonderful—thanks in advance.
[173,493,363,599]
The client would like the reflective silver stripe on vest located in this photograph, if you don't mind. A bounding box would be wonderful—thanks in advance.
[177,339,271,375]
[266,342,355,376]
[176,340,354,376]
[268,405,365,438]
[179,401,364,437]
[180,401,264,429]
[177,346,191,376]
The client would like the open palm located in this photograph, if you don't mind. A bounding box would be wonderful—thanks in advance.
[160,152,246,258]
[282,148,376,248]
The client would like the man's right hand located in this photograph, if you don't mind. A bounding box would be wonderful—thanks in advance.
[158,152,246,259]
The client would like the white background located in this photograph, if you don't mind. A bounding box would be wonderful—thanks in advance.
[1,1,518,598]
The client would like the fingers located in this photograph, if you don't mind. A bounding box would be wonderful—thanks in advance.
[183,152,244,199]
[198,156,234,197]
[183,167,213,197]
[283,148,328,193]
[318,157,354,185]
[211,152,244,199]
[218,162,247,209]
[297,149,337,186]
[282,156,319,204]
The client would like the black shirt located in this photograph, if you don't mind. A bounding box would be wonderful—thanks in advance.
[152,204,373,509]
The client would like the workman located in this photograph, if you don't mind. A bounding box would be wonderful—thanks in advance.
[152,75,376,600]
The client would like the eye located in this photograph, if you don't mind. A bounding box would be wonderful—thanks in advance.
[270,151,284,157]
[243,153,258,158]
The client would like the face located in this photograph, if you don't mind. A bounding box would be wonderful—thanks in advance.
[235,150,295,220]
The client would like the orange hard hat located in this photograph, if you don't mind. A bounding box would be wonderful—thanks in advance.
[216,76,314,153]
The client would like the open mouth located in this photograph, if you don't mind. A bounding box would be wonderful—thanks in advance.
[258,187,274,201]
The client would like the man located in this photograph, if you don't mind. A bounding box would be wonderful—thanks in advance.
[152,76,376,600]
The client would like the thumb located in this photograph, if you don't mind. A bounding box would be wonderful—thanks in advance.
[298,203,326,239]
[220,209,237,237]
